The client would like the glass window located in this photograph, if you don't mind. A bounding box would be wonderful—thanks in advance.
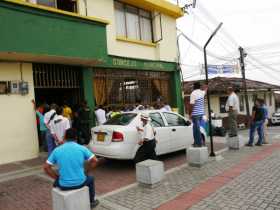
[115,1,126,37]
[125,6,140,40]
[163,113,186,126]
[114,1,153,42]
[219,97,227,113]
[104,113,137,125]
[149,113,165,127]
[239,95,244,112]
[37,0,56,7]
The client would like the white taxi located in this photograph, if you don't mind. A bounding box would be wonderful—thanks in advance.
[88,110,207,160]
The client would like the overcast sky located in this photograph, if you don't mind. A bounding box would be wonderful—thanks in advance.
[170,0,280,86]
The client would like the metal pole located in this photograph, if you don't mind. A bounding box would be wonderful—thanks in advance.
[203,22,223,157]
[239,47,250,125]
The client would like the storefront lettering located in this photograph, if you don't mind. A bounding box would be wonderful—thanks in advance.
[143,62,164,70]
[112,58,137,67]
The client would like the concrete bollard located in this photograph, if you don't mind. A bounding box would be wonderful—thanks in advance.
[52,186,90,210]
[136,159,164,186]
[187,146,208,167]
[227,135,244,150]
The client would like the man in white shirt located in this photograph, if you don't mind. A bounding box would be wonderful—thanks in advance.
[50,106,70,145]
[95,106,106,126]
[225,87,240,137]
[189,82,207,147]
[134,113,156,163]
[44,104,57,156]
[160,102,172,112]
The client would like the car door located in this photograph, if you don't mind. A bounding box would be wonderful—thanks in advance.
[162,112,192,152]
[149,112,170,155]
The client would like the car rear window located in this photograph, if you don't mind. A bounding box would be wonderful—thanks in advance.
[104,113,137,125]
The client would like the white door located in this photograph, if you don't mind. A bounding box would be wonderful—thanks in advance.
[149,112,170,155]
[162,112,192,152]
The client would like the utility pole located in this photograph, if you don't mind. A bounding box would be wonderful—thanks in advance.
[239,47,250,125]
[204,22,223,157]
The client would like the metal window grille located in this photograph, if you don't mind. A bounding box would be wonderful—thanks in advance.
[33,63,81,89]
[94,69,170,107]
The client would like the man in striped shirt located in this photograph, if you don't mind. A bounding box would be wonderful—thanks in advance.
[189,82,208,147]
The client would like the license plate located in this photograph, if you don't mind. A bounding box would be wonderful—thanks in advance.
[97,133,105,142]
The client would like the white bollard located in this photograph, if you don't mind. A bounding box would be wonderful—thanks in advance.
[136,159,164,186]
[187,146,208,167]
[227,135,244,149]
[52,186,91,210]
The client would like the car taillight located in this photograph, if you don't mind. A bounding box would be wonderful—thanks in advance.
[112,131,124,142]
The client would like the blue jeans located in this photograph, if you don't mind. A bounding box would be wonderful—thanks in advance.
[46,130,56,156]
[53,176,95,203]
[192,115,203,146]
[248,120,264,145]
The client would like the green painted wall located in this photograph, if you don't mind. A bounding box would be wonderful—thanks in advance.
[82,68,96,127]
[171,69,184,115]
[0,1,107,61]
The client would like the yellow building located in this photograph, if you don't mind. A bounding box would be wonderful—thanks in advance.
[0,0,184,164]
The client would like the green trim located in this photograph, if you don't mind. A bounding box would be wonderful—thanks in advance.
[171,70,184,115]
[82,68,96,127]
[96,55,177,72]
[0,1,108,63]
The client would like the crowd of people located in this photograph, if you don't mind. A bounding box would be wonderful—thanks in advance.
[94,101,172,125]
[34,100,92,155]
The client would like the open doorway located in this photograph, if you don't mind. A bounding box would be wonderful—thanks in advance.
[33,63,83,151]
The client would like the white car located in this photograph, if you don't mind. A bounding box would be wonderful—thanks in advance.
[89,110,207,160]
[271,108,280,125]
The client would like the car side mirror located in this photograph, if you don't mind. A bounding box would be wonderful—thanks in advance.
[185,120,191,126]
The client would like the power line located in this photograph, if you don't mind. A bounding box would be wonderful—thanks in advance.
[177,30,234,61]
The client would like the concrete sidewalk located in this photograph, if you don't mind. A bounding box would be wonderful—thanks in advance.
[1,127,280,210]
[95,138,280,210]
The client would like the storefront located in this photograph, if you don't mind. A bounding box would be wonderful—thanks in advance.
[92,56,184,114]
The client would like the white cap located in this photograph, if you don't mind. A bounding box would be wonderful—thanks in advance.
[140,113,149,121]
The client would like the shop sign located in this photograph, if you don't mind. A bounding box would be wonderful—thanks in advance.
[112,58,167,70]
[112,58,137,68]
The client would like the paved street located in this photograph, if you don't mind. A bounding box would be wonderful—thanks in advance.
[0,127,279,210]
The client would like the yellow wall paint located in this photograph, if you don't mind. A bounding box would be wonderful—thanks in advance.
[79,0,178,62]
[0,62,38,164]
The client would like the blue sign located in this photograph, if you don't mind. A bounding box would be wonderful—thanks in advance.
[203,65,235,75]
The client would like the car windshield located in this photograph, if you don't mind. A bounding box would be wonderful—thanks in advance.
[276,108,280,113]
[104,113,137,125]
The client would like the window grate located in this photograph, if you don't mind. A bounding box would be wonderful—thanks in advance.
[33,64,81,89]
[93,69,171,107]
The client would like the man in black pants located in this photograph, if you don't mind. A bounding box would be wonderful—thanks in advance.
[134,113,157,163]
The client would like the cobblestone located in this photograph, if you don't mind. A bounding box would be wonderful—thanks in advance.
[100,144,269,209]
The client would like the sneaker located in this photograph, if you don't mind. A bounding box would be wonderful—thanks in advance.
[90,199,100,209]
[245,143,253,147]
[255,143,262,146]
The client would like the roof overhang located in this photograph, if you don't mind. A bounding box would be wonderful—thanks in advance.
[121,0,184,18]
[0,52,103,67]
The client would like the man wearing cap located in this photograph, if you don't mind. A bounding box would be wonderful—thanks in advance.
[134,113,157,163]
